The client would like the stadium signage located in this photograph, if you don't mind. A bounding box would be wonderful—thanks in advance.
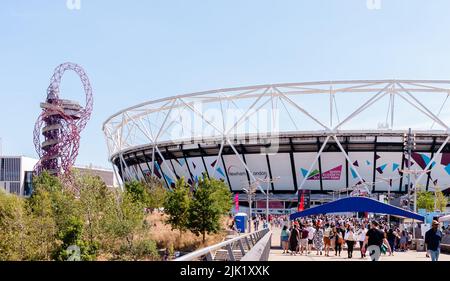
[227,165,267,178]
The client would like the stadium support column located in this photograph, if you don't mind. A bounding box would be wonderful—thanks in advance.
[317,137,324,192]
[372,136,378,193]
[289,138,298,192]
[111,161,124,191]
[426,137,437,191]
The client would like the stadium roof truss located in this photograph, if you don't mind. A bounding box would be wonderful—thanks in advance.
[103,80,450,193]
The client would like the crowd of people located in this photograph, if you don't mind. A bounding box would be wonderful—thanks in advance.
[273,214,435,260]
[232,212,447,261]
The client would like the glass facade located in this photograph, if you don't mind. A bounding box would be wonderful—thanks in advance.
[0,157,20,181]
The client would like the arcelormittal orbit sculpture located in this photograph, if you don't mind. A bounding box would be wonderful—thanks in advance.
[33,62,93,176]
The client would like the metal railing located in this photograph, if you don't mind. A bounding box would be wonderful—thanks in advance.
[174,228,271,261]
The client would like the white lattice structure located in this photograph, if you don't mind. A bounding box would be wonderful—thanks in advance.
[103,80,450,197]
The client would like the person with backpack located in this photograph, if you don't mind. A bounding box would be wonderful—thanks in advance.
[344,225,356,258]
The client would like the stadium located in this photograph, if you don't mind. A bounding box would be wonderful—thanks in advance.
[102,80,450,212]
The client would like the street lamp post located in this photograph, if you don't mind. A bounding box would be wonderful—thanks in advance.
[255,176,280,223]
[376,176,400,226]
[242,181,257,233]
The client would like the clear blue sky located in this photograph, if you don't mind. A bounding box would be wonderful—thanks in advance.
[1,0,450,168]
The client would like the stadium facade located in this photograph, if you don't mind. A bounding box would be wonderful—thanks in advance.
[102,80,450,208]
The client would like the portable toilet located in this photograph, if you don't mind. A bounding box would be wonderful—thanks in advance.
[235,212,248,233]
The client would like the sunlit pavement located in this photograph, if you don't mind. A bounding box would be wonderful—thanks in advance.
[269,228,450,261]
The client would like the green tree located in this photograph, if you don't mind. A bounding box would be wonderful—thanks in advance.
[163,177,191,236]
[102,189,146,256]
[144,177,167,212]
[0,190,29,260]
[435,188,448,212]
[119,239,159,261]
[417,191,435,212]
[29,172,79,233]
[76,173,117,257]
[125,180,151,206]
[52,216,98,261]
[188,176,232,243]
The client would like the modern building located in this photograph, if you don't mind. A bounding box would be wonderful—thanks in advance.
[74,165,119,188]
[0,155,118,196]
[0,156,37,196]
[102,80,450,210]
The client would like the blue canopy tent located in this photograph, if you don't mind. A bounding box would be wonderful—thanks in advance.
[290,197,424,221]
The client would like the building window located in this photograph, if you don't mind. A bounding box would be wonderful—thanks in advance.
[9,182,21,195]
[1,158,20,182]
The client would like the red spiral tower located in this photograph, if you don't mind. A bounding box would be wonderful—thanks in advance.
[33,62,93,176]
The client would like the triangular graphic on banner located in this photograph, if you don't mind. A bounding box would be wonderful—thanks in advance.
[375,154,381,160]
[192,162,196,169]
[404,159,415,168]
[309,165,342,180]
[154,162,162,178]
[211,159,217,167]
[421,154,431,165]
[441,153,450,166]
[445,165,450,176]
[392,163,400,172]
[350,167,358,179]
[179,158,185,166]
[164,174,174,186]
[376,163,387,174]
[353,161,359,167]
[216,167,225,177]
[420,154,436,169]
[366,160,371,166]
[302,168,320,179]
[301,168,309,178]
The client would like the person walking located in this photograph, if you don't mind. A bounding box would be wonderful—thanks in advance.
[281,225,290,254]
[361,220,392,261]
[306,222,316,254]
[334,225,344,257]
[344,226,356,259]
[299,224,309,255]
[323,223,332,256]
[425,220,443,261]
[386,228,396,255]
[313,223,324,255]
[399,230,407,251]
[357,225,367,258]
[289,222,300,255]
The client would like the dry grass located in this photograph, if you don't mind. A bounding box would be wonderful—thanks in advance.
[146,211,230,252]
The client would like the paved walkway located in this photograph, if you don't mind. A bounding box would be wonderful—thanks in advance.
[269,228,450,261]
